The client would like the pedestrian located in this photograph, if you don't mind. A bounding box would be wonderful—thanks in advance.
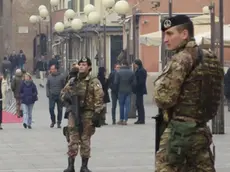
[224,67,230,111]
[1,71,10,111]
[20,73,38,129]
[97,67,110,125]
[133,59,147,124]
[48,55,59,70]
[11,69,24,118]
[9,51,18,80]
[35,55,47,87]
[0,75,3,130]
[1,56,11,84]
[46,64,65,128]
[108,63,120,124]
[61,57,104,172]
[17,50,26,70]
[114,60,136,125]
[153,15,224,171]
[65,62,79,85]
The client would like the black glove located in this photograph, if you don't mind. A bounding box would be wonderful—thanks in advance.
[92,113,101,128]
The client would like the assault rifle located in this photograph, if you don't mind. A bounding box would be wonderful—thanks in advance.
[152,108,164,154]
[62,86,83,142]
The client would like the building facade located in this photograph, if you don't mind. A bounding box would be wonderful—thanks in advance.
[52,0,124,74]
[10,0,50,72]
[0,0,13,61]
[126,0,230,73]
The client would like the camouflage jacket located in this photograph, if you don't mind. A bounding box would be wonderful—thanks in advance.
[153,40,224,122]
[61,73,104,118]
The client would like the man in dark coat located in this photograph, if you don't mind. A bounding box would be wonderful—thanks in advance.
[48,55,59,70]
[224,68,230,111]
[9,51,18,80]
[108,63,120,124]
[133,59,147,124]
[65,63,79,85]
[97,67,110,125]
[0,75,3,129]
[1,56,12,83]
[17,50,26,70]
[35,55,47,87]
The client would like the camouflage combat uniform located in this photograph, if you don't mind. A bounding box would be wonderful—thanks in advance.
[61,63,104,172]
[153,39,224,172]
[63,74,104,157]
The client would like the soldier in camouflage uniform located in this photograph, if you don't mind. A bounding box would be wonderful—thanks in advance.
[61,57,104,172]
[153,15,224,172]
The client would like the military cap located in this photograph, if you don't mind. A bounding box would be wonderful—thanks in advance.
[78,57,92,66]
[161,15,192,32]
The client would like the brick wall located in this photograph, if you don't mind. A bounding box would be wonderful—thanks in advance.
[11,0,50,72]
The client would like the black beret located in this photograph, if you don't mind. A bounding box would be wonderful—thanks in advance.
[78,57,92,66]
[161,15,193,32]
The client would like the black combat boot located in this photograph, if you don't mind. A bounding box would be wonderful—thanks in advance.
[64,157,75,172]
[80,157,92,172]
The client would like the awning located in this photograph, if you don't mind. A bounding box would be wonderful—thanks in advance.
[139,25,211,46]
[191,14,219,25]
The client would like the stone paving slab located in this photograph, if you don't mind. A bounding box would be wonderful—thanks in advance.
[0,78,230,171]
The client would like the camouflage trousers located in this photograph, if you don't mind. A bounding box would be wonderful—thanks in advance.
[67,113,95,158]
[155,127,215,172]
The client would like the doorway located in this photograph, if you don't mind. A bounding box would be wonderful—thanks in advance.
[110,35,123,71]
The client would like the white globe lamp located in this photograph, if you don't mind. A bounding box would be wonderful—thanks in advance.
[114,0,130,15]
[50,0,59,7]
[54,22,65,33]
[202,6,210,15]
[84,4,96,16]
[88,11,101,24]
[71,19,83,31]
[102,0,115,9]
[29,15,38,24]
[38,5,47,11]
[39,8,49,18]
[64,9,76,20]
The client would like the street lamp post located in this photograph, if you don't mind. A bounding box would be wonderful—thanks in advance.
[37,0,59,59]
[101,0,130,68]
[53,8,101,71]
[29,15,41,71]
[64,9,76,69]
[217,0,225,134]
[83,4,97,58]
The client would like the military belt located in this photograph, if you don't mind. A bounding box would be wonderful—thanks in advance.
[173,116,206,127]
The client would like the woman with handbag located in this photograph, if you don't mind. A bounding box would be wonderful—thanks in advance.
[20,73,38,129]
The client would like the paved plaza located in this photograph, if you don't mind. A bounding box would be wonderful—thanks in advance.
[1,79,230,172]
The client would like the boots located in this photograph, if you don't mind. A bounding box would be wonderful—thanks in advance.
[64,157,75,172]
[0,123,2,130]
[80,157,91,172]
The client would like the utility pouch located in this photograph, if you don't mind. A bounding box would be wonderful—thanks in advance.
[167,120,197,164]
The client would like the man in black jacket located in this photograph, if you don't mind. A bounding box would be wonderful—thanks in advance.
[0,75,3,130]
[108,63,120,124]
[133,59,147,124]
[48,55,59,70]
[9,51,18,80]
[36,55,47,87]
[224,68,230,111]
[1,56,11,83]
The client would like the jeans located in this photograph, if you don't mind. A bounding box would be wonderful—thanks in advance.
[136,94,145,122]
[111,92,118,122]
[49,94,63,124]
[118,93,131,121]
[18,64,24,70]
[22,104,34,126]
